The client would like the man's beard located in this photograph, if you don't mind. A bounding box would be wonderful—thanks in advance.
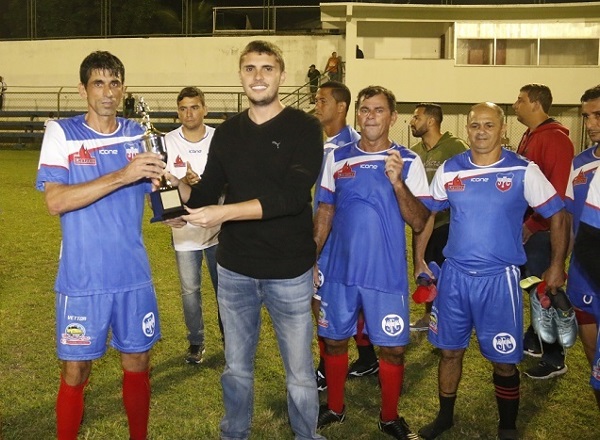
[248,91,278,107]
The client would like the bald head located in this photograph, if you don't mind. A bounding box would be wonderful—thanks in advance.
[468,102,504,125]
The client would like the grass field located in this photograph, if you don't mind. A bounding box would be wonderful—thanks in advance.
[1,149,599,440]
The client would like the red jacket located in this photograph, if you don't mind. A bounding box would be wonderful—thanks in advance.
[517,118,574,233]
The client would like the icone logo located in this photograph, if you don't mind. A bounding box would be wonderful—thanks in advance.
[188,149,203,154]
[360,164,378,169]
[470,177,489,182]
[99,149,118,155]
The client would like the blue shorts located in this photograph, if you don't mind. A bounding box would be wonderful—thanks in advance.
[567,288,596,317]
[56,286,161,361]
[317,282,410,347]
[428,261,523,364]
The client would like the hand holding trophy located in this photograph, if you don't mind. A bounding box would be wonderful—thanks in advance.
[137,97,187,223]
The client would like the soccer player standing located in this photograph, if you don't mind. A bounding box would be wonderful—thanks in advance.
[36,51,164,440]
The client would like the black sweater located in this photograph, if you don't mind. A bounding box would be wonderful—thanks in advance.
[187,107,323,279]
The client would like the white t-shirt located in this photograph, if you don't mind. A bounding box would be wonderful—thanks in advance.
[165,125,220,251]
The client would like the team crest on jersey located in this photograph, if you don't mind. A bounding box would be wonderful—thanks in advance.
[125,143,140,162]
[73,145,96,166]
[318,306,329,328]
[334,162,356,179]
[493,332,516,354]
[381,314,404,336]
[173,155,186,168]
[572,169,588,186]
[60,323,91,346]
[495,173,513,192]
[142,312,156,337]
[446,175,465,192]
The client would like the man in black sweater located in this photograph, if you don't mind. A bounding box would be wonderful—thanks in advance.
[166,40,325,440]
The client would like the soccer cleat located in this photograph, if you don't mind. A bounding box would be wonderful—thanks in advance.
[317,404,346,429]
[522,327,542,357]
[524,361,567,379]
[378,417,419,440]
[185,344,205,364]
[529,290,557,344]
[347,359,379,378]
[316,368,327,392]
[553,307,577,348]
[410,317,430,332]
[418,418,454,440]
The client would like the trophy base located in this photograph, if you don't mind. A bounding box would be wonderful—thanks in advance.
[149,188,187,223]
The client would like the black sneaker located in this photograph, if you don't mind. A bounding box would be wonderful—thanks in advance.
[522,327,542,358]
[317,404,346,429]
[185,344,205,364]
[316,368,327,392]
[524,361,567,379]
[378,417,419,440]
[348,359,379,378]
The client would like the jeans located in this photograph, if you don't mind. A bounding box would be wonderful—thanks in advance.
[175,245,219,346]
[217,265,324,440]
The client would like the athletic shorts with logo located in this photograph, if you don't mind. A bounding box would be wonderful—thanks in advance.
[56,285,161,361]
[428,260,523,364]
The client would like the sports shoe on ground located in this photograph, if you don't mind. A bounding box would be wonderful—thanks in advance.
[498,428,518,440]
[347,359,379,378]
[553,307,577,348]
[418,418,454,440]
[409,317,430,332]
[524,361,567,379]
[378,417,419,440]
[185,344,205,364]
[317,404,346,429]
[530,290,557,344]
[316,368,327,392]
[522,327,542,357]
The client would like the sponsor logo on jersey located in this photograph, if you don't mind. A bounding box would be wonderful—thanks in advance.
[73,145,96,166]
[173,155,186,168]
[495,173,513,192]
[572,169,588,186]
[142,312,156,337]
[98,149,118,155]
[359,163,378,170]
[125,143,140,162]
[381,314,404,336]
[446,175,465,192]
[60,322,92,346]
[318,307,329,328]
[334,162,356,179]
[470,177,489,182]
[493,332,516,354]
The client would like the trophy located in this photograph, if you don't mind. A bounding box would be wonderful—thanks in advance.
[137,97,186,223]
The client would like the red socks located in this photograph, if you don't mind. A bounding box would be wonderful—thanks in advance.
[324,351,348,413]
[379,359,404,422]
[56,375,88,440]
[123,369,151,440]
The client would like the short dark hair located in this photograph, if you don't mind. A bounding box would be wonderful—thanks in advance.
[520,83,553,113]
[177,87,205,106]
[415,103,443,125]
[79,51,125,86]
[357,85,396,113]
[239,40,285,72]
[581,85,600,103]
[319,81,351,116]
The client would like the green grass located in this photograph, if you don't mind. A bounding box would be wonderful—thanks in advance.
[1,149,599,440]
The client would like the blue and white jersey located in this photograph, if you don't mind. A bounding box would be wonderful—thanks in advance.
[316,141,429,294]
[314,125,361,212]
[580,165,600,229]
[565,145,600,298]
[36,115,152,296]
[426,148,563,274]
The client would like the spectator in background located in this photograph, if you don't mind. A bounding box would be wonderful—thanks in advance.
[324,52,340,82]
[0,76,7,111]
[356,45,364,59]
[307,64,321,105]
[164,86,222,365]
[124,92,136,118]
